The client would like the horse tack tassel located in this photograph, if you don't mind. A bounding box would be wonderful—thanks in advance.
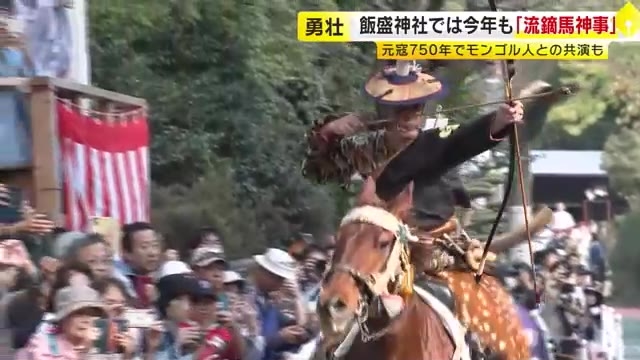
[398,246,414,298]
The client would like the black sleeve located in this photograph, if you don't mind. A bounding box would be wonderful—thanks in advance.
[376,112,507,200]
[452,187,472,208]
[443,169,472,208]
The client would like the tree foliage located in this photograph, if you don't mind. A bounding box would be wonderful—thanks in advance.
[610,209,640,304]
[89,0,373,248]
[88,0,640,259]
[463,151,510,237]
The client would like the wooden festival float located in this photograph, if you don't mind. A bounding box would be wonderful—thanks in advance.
[0,76,147,224]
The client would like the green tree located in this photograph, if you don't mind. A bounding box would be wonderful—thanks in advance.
[610,209,640,304]
[602,44,640,203]
[88,0,639,255]
[603,129,640,207]
[535,61,618,150]
[89,0,371,246]
[464,151,511,237]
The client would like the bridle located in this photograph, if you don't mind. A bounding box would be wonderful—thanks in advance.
[326,205,418,342]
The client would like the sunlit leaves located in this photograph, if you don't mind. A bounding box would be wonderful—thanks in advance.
[546,62,610,136]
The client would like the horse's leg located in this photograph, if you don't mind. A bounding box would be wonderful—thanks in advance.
[439,271,529,360]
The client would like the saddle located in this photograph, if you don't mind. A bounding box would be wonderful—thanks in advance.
[411,217,498,275]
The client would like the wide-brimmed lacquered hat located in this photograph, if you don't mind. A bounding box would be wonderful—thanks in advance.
[364,60,444,106]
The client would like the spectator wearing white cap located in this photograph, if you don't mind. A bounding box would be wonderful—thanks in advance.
[249,248,311,360]
[223,270,261,354]
[16,285,107,359]
[551,202,576,232]
[223,271,246,294]
[154,260,203,360]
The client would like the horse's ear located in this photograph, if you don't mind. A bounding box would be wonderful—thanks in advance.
[387,182,414,219]
[357,177,381,206]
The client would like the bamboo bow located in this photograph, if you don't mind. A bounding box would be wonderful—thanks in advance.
[474,0,538,305]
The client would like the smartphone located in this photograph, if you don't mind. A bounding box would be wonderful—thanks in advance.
[123,308,155,328]
[216,293,229,311]
[279,311,297,327]
[0,186,22,223]
[114,319,129,354]
[179,322,202,355]
[92,318,129,354]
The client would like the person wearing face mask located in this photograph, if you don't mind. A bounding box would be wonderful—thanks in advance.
[16,285,108,359]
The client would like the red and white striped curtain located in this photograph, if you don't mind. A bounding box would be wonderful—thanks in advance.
[57,101,150,231]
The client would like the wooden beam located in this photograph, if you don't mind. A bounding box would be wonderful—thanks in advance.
[0,77,28,88]
[0,77,147,109]
[30,77,147,109]
[29,83,63,223]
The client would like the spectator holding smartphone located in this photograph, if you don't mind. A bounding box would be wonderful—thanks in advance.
[16,285,107,359]
[224,271,259,336]
[93,277,153,358]
[224,271,262,360]
[250,248,310,360]
[189,279,243,360]
[154,261,202,360]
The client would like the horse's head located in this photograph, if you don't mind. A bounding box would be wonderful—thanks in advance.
[318,177,415,338]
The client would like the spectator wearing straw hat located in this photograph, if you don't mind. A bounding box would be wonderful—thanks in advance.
[16,285,108,359]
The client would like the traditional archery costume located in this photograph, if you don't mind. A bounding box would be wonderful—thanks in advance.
[303,60,504,274]
[306,61,543,360]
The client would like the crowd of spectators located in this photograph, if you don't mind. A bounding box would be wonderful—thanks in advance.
[0,184,619,360]
[499,203,613,360]
[0,194,333,360]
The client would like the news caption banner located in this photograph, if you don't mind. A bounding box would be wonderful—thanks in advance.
[296,2,640,60]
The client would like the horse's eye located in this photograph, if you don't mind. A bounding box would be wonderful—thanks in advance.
[379,241,392,250]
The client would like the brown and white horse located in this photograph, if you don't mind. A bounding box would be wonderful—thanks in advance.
[317,178,529,360]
